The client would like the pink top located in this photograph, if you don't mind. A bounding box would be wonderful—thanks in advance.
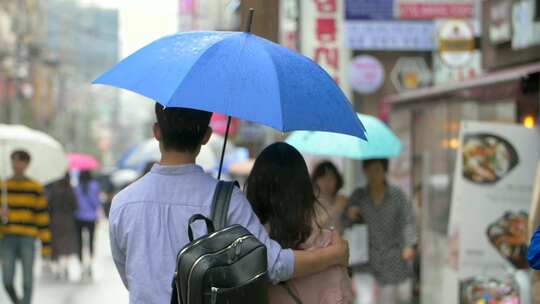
[268,229,354,304]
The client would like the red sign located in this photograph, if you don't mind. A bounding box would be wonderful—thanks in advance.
[313,0,340,84]
[398,3,473,19]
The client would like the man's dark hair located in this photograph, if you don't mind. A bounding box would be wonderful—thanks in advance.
[362,158,389,172]
[155,103,212,152]
[11,150,31,163]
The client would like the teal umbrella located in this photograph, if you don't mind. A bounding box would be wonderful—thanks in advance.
[286,114,401,160]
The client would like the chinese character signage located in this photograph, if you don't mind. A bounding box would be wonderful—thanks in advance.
[301,0,350,97]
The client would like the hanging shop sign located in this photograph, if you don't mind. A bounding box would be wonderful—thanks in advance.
[345,0,394,20]
[348,55,385,94]
[390,57,431,92]
[301,0,350,96]
[489,0,513,44]
[512,0,540,50]
[345,21,435,51]
[438,19,475,67]
[279,0,299,51]
[433,51,482,85]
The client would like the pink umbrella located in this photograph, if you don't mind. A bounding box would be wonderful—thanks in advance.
[68,153,100,171]
[210,113,238,136]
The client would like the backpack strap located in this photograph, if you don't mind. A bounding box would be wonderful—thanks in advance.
[170,280,179,304]
[210,181,236,230]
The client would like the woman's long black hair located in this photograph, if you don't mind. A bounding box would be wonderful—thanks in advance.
[79,170,93,194]
[245,142,316,250]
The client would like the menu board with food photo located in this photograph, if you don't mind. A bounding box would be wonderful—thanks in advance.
[462,134,518,185]
[446,121,540,304]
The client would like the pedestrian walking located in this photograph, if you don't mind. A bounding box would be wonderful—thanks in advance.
[74,170,101,277]
[47,172,79,280]
[246,143,353,304]
[344,159,417,304]
[0,150,51,304]
[108,104,350,304]
[312,161,349,231]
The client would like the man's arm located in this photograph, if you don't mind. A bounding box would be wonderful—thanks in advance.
[292,230,349,278]
[35,184,52,257]
[228,189,349,283]
[109,206,129,288]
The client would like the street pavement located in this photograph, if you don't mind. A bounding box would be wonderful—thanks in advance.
[0,222,128,304]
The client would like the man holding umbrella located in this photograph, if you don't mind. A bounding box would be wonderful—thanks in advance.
[1,150,51,304]
[108,104,351,303]
[96,12,368,303]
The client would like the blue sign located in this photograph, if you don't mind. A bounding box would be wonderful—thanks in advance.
[345,0,394,20]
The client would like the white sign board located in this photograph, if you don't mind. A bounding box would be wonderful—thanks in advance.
[447,121,540,303]
[438,19,475,67]
[348,55,384,94]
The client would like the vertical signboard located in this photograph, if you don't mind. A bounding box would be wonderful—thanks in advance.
[279,0,299,50]
[447,121,540,303]
[301,0,350,98]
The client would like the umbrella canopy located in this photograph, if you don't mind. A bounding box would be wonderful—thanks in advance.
[286,114,402,160]
[93,31,366,139]
[68,153,100,171]
[0,124,68,184]
[117,135,233,173]
[111,169,139,188]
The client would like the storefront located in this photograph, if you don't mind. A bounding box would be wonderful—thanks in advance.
[387,62,540,302]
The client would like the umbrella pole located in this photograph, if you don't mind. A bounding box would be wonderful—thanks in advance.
[216,8,255,180]
[217,116,232,180]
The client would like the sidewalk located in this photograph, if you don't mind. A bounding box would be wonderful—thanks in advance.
[0,222,128,304]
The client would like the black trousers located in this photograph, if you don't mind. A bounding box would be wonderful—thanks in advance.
[75,219,96,262]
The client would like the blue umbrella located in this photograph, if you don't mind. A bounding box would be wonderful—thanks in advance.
[93,35,364,138]
[286,114,401,160]
[93,10,365,176]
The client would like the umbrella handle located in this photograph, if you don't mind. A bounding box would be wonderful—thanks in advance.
[245,8,254,33]
[217,116,232,180]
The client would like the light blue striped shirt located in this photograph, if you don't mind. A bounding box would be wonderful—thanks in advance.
[109,164,294,304]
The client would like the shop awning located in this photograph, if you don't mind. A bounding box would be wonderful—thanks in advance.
[387,62,540,104]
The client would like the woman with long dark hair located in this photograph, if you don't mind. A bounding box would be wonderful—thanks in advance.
[74,170,101,277]
[246,142,353,304]
[312,161,348,231]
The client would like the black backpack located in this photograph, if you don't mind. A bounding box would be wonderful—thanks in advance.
[171,181,269,304]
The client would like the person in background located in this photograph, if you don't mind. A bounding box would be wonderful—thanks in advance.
[312,161,348,231]
[0,150,51,304]
[344,159,417,304]
[47,172,79,280]
[74,170,101,277]
[246,143,353,304]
